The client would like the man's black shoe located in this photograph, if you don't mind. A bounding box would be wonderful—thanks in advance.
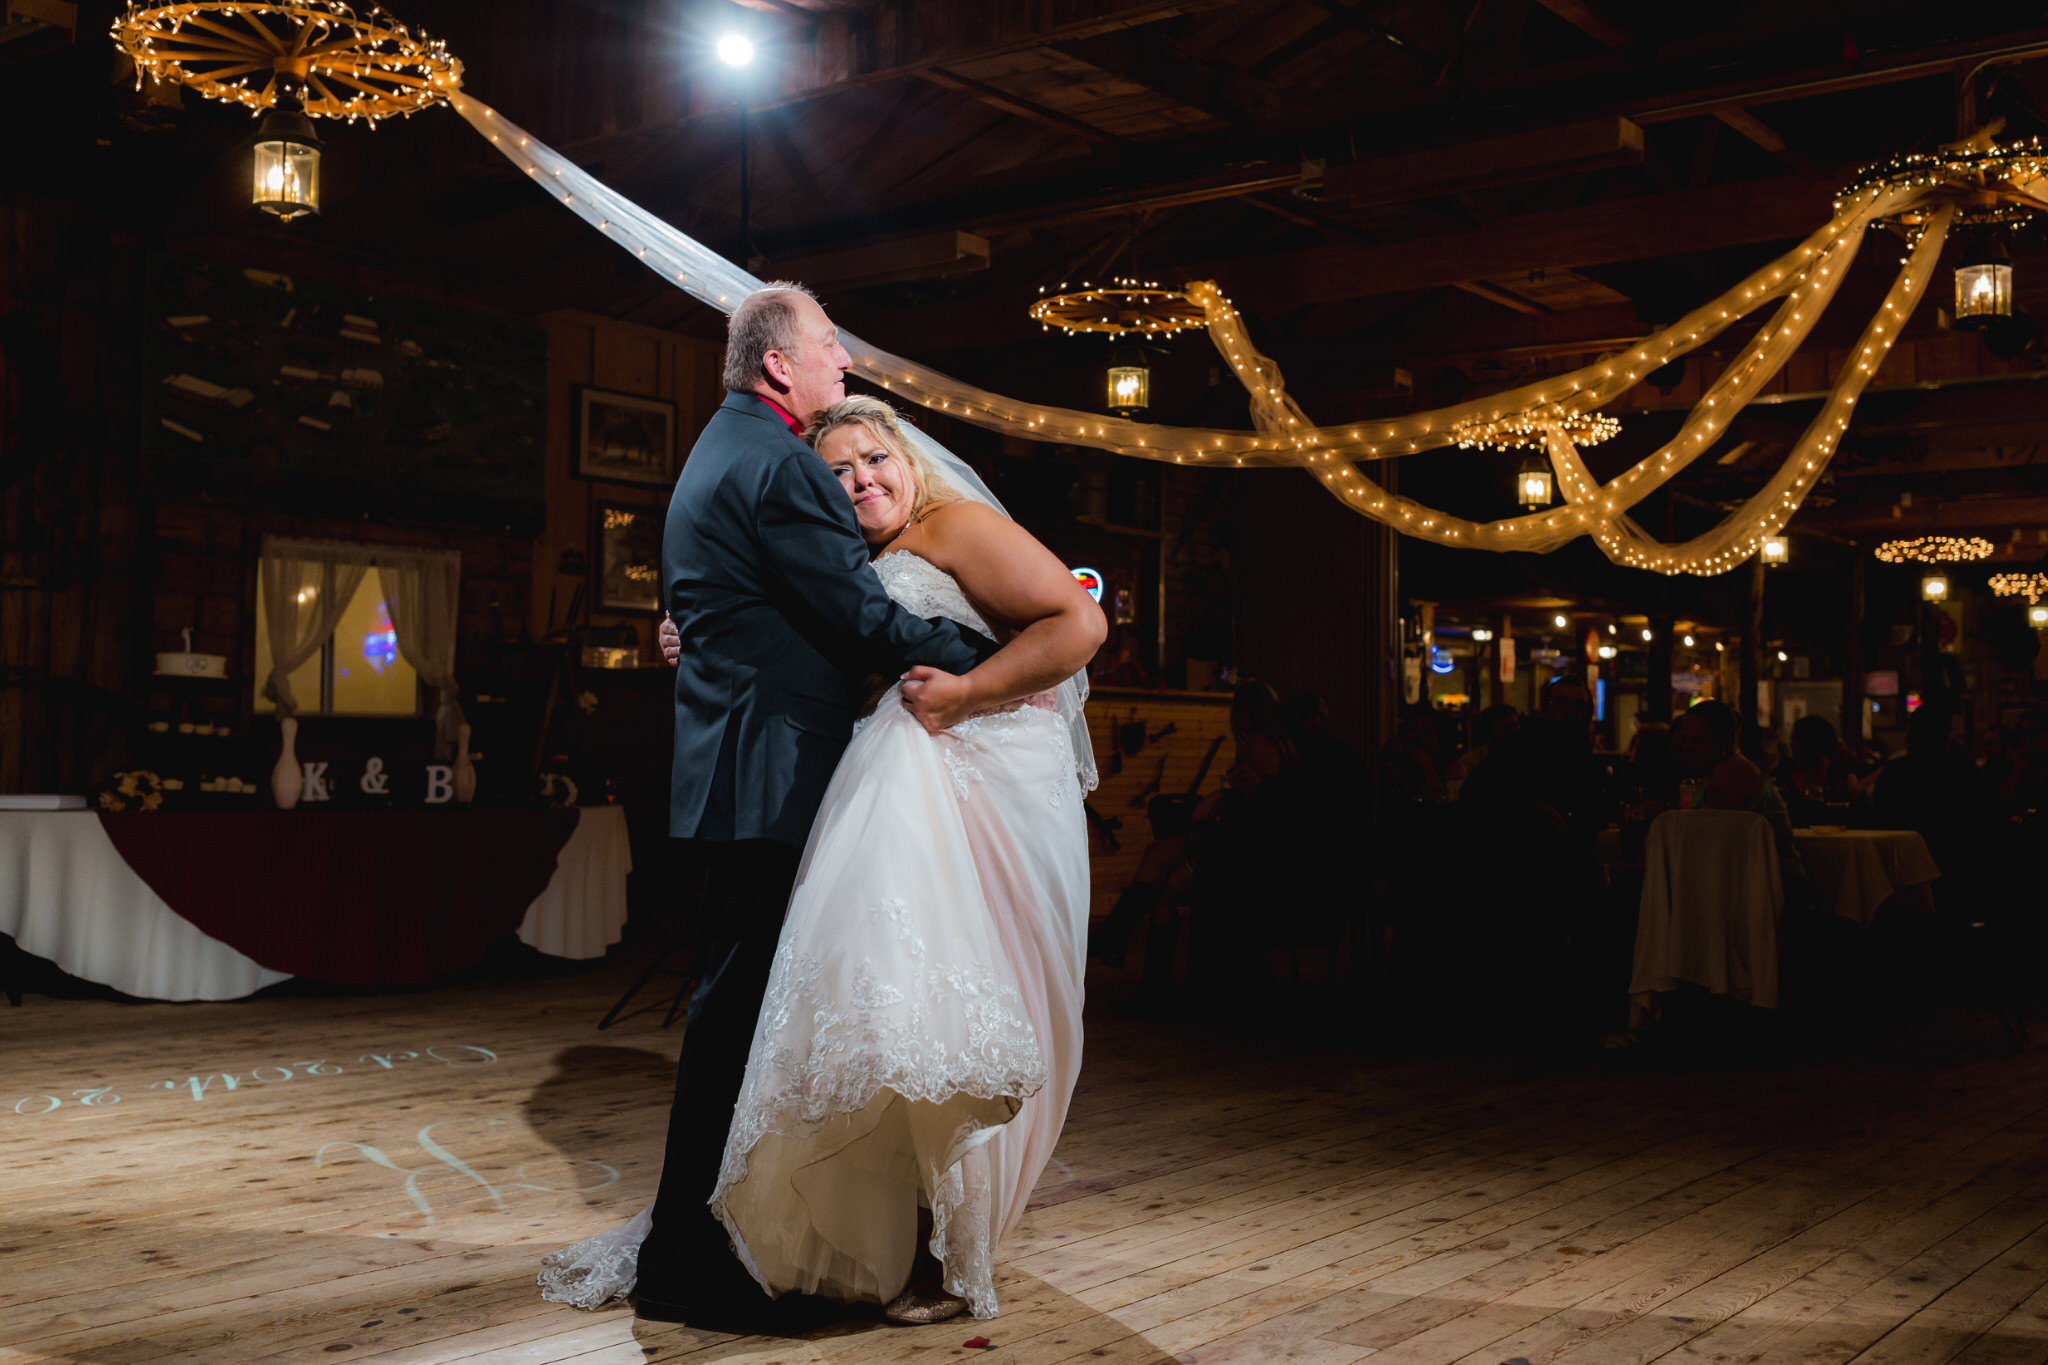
[632,1289,846,1336]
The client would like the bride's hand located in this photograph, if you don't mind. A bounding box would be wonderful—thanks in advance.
[901,665,976,734]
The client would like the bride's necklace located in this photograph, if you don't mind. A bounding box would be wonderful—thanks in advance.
[870,520,915,561]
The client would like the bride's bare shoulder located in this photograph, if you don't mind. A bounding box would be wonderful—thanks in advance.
[914,499,1010,552]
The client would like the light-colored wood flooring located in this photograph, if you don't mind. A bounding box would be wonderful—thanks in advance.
[5,956,2048,1364]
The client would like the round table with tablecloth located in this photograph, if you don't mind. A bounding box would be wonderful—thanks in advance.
[1791,828,1940,926]
[0,806,631,1001]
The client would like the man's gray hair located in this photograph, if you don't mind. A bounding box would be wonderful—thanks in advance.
[723,282,820,392]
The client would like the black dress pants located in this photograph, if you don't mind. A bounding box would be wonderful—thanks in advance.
[634,837,803,1304]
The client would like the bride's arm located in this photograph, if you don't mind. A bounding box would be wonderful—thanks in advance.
[900,502,1106,733]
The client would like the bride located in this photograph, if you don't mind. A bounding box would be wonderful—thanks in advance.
[541,396,1101,1323]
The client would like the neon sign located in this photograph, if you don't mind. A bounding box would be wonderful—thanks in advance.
[1071,567,1104,603]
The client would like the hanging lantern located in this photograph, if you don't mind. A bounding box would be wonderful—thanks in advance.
[1760,533,1790,566]
[252,79,321,222]
[1106,344,1149,416]
[1516,454,1553,508]
[1953,236,2013,331]
[1922,573,1950,602]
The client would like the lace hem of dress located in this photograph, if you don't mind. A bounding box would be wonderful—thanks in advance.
[537,1204,651,1309]
[709,934,1047,1318]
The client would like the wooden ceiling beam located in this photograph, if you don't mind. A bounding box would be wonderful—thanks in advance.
[1801,493,2048,536]
[1713,107,1821,175]
[1051,28,1282,130]
[768,228,991,289]
[1319,116,1644,207]
[1535,0,1637,55]
[1211,172,1841,312]
[966,168,1303,234]
[915,66,1121,145]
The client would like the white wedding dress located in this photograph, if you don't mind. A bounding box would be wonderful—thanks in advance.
[540,551,1090,1319]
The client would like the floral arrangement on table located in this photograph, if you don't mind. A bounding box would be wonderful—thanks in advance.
[95,770,166,813]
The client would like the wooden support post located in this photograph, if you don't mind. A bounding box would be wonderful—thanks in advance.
[1843,553,1866,745]
[1741,554,1765,755]
[1648,612,1674,725]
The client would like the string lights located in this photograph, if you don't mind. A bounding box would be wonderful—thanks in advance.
[110,2,460,125]
[1990,572,2048,603]
[1452,405,1621,452]
[1873,536,1995,563]
[439,85,1974,577]
[1029,280,1207,336]
[1835,138,2048,234]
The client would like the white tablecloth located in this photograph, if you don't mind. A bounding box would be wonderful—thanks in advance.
[0,806,631,1002]
[1792,829,1940,926]
[1630,809,1784,1010]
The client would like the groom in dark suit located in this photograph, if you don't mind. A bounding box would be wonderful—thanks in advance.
[633,283,994,1323]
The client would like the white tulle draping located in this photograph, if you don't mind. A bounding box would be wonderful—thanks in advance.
[445,89,1958,573]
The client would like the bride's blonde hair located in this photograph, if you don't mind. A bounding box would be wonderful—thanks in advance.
[804,396,961,525]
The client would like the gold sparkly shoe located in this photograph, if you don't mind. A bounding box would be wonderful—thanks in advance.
[883,1287,968,1325]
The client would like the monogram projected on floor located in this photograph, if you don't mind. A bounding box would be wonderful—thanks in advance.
[6,1044,500,1117]
[315,1117,620,1235]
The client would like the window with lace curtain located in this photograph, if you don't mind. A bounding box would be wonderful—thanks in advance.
[253,536,465,752]
[253,562,421,716]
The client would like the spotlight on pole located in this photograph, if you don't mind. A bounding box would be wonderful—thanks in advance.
[717,33,754,66]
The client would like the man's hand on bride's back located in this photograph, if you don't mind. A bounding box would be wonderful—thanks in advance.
[901,665,975,735]
[659,615,681,667]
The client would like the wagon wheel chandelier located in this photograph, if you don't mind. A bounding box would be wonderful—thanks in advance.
[1450,403,1622,452]
[110,1,461,124]
[1871,535,1996,564]
[1028,279,1208,337]
[1837,136,2048,243]
[1989,571,2048,603]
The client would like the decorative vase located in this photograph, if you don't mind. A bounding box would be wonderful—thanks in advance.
[452,722,476,804]
[271,716,302,810]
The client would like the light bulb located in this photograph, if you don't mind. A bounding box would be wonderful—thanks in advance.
[716,33,754,65]
[1641,628,1653,642]
[1553,614,1568,629]
[1683,634,1695,647]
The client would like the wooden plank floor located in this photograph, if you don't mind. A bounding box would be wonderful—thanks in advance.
[6,955,2048,1364]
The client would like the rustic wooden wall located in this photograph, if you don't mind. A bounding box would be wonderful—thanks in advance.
[0,205,727,795]
[532,310,724,653]
[0,205,149,795]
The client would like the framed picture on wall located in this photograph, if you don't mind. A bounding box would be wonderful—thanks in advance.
[575,386,675,487]
[595,500,664,614]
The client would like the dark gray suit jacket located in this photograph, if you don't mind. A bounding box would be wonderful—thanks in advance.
[663,391,993,847]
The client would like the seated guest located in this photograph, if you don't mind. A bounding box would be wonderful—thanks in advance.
[1281,688,1371,814]
[1449,677,1609,1021]
[1779,714,1857,825]
[1874,705,1985,828]
[1671,699,1810,906]
[1872,704,2002,910]
[1447,703,1520,786]
[1282,687,1332,738]
[1464,675,1610,839]
[1092,681,1337,994]
[1622,720,1679,812]
[1378,704,1445,806]
[1992,707,2048,815]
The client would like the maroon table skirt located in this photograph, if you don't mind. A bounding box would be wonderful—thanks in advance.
[98,809,582,986]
